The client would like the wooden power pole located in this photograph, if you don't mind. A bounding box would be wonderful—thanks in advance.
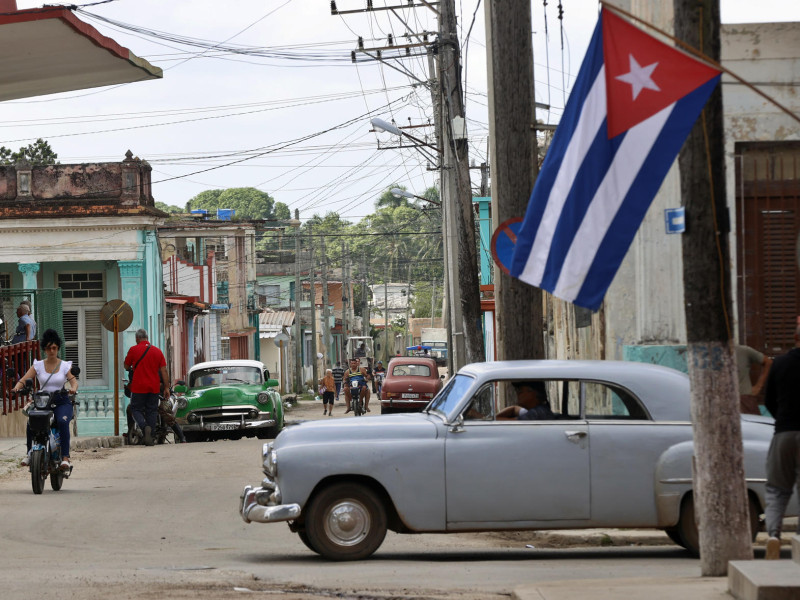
[484,0,544,379]
[293,209,302,393]
[321,235,331,368]
[439,0,485,367]
[674,0,752,574]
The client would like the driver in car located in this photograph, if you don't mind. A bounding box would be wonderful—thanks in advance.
[496,381,555,421]
[343,357,371,413]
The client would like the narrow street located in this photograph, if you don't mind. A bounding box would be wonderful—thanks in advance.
[0,399,709,600]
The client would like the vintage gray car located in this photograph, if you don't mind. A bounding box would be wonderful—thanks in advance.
[239,360,793,560]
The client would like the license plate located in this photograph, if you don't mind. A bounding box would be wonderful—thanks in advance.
[401,393,419,399]
[207,422,240,431]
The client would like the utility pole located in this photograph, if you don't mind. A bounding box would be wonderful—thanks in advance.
[674,0,751,575]
[293,209,302,394]
[309,224,318,387]
[384,278,390,364]
[321,235,331,369]
[439,0,484,367]
[430,279,436,328]
[341,239,348,342]
[405,264,412,347]
[484,0,544,390]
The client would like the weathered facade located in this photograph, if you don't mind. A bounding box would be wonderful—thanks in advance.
[0,151,167,436]
[160,219,261,381]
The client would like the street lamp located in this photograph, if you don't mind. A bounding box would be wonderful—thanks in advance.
[390,187,441,206]
[370,117,440,163]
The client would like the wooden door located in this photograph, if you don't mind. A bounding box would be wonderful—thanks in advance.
[735,142,800,355]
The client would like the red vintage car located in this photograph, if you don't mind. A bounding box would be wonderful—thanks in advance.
[380,357,443,414]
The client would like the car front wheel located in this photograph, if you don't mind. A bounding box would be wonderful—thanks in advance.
[304,482,387,561]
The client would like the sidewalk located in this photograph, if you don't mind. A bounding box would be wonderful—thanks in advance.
[513,576,730,600]
[0,435,122,478]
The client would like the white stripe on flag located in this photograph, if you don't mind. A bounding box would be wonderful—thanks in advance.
[553,102,675,302]
[518,67,608,286]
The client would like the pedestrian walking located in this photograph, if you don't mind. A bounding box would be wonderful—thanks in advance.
[319,369,335,416]
[331,362,344,402]
[763,322,800,560]
[124,329,168,446]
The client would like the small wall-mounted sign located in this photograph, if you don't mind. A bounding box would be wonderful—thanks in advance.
[664,207,686,234]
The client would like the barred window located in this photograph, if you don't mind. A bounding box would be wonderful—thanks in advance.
[57,272,104,299]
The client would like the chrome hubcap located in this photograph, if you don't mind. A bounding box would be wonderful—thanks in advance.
[324,499,370,546]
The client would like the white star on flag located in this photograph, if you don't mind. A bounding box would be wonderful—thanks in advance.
[615,54,660,100]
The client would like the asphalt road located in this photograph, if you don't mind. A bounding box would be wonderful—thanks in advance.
[0,400,708,600]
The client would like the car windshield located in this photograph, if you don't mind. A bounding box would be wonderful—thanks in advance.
[391,364,431,377]
[426,374,474,420]
[189,366,262,388]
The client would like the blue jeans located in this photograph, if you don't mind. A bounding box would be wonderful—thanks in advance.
[130,392,159,430]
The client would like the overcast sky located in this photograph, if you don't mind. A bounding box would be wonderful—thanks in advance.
[6,1,798,221]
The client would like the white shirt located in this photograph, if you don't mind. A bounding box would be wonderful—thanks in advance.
[32,359,73,393]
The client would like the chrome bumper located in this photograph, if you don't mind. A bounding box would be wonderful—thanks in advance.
[180,418,276,432]
[239,482,301,524]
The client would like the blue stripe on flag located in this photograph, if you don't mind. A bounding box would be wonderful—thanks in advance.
[573,75,721,309]
[509,18,604,278]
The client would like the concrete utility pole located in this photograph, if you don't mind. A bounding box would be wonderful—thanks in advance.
[321,235,331,368]
[405,265,412,347]
[341,239,348,342]
[308,225,318,387]
[384,280,390,364]
[293,209,302,393]
[674,0,752,575]
[484,0,544,386]
[439,0,484,368]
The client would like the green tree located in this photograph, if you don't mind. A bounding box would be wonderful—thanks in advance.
[154,201,182,214]
[186,187,278,220]
[0,138,58,165]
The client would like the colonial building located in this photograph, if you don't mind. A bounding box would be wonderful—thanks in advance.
[0,152,167,435]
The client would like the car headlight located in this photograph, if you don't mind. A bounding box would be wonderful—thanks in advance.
[262,442,277,477]
[176,396,188,410]
[257,392,272,405]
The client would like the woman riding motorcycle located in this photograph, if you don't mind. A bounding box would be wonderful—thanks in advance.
[13,329,78,470]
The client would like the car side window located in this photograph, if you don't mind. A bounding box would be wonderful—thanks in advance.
[583,382,649,420]
[463,383,494,420]
[545,380,581,419]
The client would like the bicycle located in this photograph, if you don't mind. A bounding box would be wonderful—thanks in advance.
[349,379,364,417]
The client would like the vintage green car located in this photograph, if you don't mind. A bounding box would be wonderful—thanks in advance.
[173,359,283,442]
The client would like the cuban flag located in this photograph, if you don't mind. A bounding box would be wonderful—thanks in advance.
[509,8,721,310]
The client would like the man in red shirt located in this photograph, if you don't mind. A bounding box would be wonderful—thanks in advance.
[124,329,169,446]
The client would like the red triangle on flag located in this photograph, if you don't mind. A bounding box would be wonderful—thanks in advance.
[602,9,720,139]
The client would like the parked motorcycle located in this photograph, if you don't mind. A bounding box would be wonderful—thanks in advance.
[125,389,186,445]
[20,384,75,494]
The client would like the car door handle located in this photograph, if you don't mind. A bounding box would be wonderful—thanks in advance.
[564,430,587,440]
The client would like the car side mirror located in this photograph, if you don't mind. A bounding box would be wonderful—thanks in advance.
[265,378,279,388]
[173,384,188,394]
[449,413,465,434]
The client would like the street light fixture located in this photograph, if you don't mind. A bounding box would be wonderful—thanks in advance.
[370,117,440,162]
[390,187,441,206]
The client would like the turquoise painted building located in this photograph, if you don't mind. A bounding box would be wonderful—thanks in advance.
[0,154,167,436]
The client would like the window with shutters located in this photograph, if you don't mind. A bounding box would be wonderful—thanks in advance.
[62,306,106,386]
[735,142,800,355]
[0,273,10,289]
[59,271,106,386]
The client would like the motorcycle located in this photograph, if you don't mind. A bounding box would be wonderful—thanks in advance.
[20,384,75,494]
[349,379,364,417]
[374,371,385,397]
[125,389,185,445]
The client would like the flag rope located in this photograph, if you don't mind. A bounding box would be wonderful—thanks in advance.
[599,1,800,126]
